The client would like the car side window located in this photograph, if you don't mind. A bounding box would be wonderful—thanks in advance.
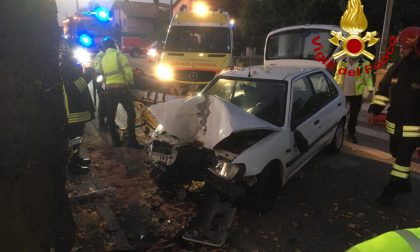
[307,72,334,111]
[291,77,316,127]
[326,76,339,98]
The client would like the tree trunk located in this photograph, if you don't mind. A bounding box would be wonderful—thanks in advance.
[0,0,74,251]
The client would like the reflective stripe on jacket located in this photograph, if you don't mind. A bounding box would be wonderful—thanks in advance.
[334,59,374,96]
[93,50,104,74]
[63,77,94,124]
[347,227,420,252]
[368,54,420,139]
[100,48,133,85]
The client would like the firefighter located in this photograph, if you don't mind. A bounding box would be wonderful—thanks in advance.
[93,45,108,131]
[98,37,142,148]
[368,26,420,205]
[335,56,374,143]
[347,227,420,251]
[60,43,95,175]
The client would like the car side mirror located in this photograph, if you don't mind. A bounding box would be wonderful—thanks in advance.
[294,130,309,153]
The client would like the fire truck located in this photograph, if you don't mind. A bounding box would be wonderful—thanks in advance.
[62,6,112,65]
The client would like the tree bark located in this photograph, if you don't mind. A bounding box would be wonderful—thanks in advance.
[0,0,75,251]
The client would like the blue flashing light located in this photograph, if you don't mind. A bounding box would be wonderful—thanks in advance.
[94,7,111,22]
[79,34,93,47]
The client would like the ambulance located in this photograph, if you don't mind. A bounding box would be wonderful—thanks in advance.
[155,2,234,95]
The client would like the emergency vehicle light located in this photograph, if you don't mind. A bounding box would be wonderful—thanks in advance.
[79,34,93,47]
[192,2,209,17]
[93,7,111,22]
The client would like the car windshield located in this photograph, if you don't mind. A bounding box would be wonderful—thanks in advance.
[165,26,231,53]
[266,28,336,60]
[203,78,287,126]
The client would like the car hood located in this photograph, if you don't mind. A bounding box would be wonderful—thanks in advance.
[149,95,280,149]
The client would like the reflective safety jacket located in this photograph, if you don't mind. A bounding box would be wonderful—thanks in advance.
[99,48,133,86]
[334,58,374,96]
[347,227,420,252]
[368,54,420,138]
[61,60,95,124]
[93,50,104,74]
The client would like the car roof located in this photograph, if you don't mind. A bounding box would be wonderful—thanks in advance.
[266,24,341,38]
[219,65,321,81]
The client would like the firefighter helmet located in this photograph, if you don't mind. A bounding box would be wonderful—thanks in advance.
[397,26,420,55]
[101,36,117,50]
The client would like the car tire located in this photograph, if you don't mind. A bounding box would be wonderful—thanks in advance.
[248,162,280,214]
[131,48,140,58]
[328,119,345,154]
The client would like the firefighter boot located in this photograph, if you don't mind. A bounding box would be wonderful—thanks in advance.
[126,137,143,149]
[376,177,411,206]
[110,131,122,147]
[78,156,91,166]
[126,132,143,149]
[68,155,89,175]
[99,122,108,132]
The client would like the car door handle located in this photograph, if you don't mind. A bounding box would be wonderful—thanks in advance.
[338,102,342,107]
[314,120,320,125]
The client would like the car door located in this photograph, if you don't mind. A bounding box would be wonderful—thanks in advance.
[286,75,324,178]
[307,71,341,146]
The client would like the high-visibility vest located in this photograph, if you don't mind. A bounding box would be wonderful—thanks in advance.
[99,48,133,86]
[93,50,104,74]
[348,227,420,252]
[334,59,374,96]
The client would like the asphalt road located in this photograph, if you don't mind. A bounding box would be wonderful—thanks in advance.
[225,147,420,251]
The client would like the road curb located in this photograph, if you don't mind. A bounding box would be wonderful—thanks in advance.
[343,141,420,174]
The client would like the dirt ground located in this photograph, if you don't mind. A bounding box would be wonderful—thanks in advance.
[68,122,203,251]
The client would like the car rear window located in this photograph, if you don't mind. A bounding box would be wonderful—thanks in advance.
[266,28,336,60]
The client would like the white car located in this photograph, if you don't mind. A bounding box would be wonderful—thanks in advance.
[148,64,347,210]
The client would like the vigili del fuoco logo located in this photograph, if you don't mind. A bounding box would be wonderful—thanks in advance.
[312,0,397,75]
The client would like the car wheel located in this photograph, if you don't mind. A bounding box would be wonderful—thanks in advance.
[248,162,280,214]
[131,48,140,58]
[328,119,345,154]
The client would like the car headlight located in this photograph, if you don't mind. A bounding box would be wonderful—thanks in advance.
[96,75,103,83]
[73,47,91,66]
[147,48,157,57]
[151,124,165,138]
[155,63,174,82]
[209,161,245,180]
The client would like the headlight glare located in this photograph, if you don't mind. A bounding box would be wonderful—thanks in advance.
[155,64,174,82]
[73,47,91,65]
[147,48,157,57]
[96,75,103,83]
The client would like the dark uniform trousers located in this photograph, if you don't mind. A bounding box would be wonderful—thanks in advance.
[369,54,420,180]
[67,123,85,139]
[346,95,363,136]
[105,87,136,142]
[390,135,420,169]
[97,86,108,125]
